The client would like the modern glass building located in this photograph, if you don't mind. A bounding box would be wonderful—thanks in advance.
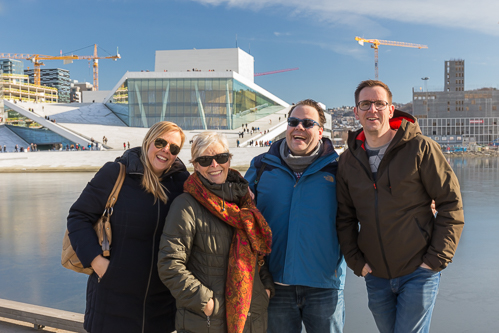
[0,59,24,75]
[105,72,287,130]
[105,48,289,130]
[24,68,71,103]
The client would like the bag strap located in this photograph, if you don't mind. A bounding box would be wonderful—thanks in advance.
[105,162,126,210]
[253,161,267,203]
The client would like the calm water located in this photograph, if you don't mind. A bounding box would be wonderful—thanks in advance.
[1,156,498,332]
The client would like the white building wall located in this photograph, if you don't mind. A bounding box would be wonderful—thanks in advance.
[154,48,254,82]
[83,90,111,103]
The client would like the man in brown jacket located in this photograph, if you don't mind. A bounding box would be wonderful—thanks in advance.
[336,80,464,333]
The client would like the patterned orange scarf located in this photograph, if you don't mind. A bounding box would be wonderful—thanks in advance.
[184,170,272,333]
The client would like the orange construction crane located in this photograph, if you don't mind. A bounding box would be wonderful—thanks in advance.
[0,53,79,86]
[77,44,120,91]
[0,44,120,91]
[355,36,428,80]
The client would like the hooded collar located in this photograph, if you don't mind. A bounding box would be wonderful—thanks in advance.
[115,146,187,178]
[350,109,419,151]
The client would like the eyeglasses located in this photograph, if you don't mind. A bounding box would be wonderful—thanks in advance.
[194,153,230,167]
[154,138,181,155]
[357,100,389,111]
[287,117,321,129]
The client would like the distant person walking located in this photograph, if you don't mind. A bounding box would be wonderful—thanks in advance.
[127,141,130,149]
[123,142,126,150]
[15,144,18,152]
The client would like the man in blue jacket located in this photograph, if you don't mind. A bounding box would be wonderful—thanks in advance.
[245,99,346,333]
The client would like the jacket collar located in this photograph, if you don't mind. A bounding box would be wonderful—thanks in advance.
[350,109,419,151]
[115,146,187,177]
[263,137,338,175]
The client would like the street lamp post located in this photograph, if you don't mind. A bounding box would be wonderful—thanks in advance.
[421,77,429,116]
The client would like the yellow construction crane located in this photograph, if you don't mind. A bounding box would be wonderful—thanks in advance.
[77,44,120,91]
[0,44,120,91]
[355,36,428,80]
[0,53,79,86]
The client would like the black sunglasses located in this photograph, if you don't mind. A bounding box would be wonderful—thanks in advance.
[195,153,230,167]
[154,138,181,155]
[287,117,320,129]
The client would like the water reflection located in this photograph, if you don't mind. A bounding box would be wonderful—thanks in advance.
[0,158,498,332]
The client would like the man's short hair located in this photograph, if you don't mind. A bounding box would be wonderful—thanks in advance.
[288,99,326,128]
[354,80,393,105]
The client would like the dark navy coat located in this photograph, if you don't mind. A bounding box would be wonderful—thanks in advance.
[67,147,189,333]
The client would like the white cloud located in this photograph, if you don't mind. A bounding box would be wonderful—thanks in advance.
[274,32,291,37]
[189,0,499,36]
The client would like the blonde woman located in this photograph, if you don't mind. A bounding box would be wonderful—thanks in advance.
[67,121,189,333]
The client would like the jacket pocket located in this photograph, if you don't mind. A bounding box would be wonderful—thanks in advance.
[178,307,211,333]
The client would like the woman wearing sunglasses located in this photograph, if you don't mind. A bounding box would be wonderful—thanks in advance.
[158,131,274,333]
[67,121,189,333]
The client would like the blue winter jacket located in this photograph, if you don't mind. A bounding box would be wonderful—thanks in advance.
[245,138,346,289]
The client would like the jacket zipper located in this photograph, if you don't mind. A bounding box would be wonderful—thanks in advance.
[141,201,161,333]
[206,315,211,329]
[352,153,393,279]
[373,182,392,279]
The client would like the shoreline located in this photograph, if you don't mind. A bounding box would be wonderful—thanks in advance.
[0,148,496,173]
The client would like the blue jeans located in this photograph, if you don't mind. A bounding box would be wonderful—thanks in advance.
[268,284,344,333]
[365,267,441,333]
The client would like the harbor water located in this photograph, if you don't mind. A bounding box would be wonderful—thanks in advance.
[0,156,498,332]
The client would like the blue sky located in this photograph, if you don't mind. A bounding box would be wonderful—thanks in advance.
[2,0,499,108]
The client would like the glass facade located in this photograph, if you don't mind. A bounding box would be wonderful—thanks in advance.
[106,78,285,130]
[4,107,74,149]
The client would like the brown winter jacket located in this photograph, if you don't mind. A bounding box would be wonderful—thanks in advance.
[158,171,274,333]
[336,110,464,279]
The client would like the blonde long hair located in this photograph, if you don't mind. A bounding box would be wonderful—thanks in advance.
[140,121,185,203]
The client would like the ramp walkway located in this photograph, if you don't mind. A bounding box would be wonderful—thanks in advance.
[0,125,29,152]
[3,101,93,147]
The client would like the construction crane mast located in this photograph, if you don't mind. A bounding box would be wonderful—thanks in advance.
[77,44,120,91]
[355,36,428,80]
[0,44,120,91]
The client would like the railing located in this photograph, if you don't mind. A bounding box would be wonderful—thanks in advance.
[0,298,85,332]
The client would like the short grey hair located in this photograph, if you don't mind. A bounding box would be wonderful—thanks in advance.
[189,131,232,164]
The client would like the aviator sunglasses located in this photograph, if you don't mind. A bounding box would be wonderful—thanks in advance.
[154,138,181,155]
[287,117,321,129]
[195,153,230,167]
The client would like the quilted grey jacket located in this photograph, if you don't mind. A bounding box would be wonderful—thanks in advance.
[158,171,274,333]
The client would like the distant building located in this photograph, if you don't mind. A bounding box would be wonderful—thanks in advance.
[70,81,93,103]
[105,48,288,130]
[24,68,71,103]
[412,59,499,145]
[0,59,24,75]
[1,73,58,103]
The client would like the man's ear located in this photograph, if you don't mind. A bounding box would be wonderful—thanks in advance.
[389,104,395,118]
[318,127,323,139]
[353,107,360,120]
